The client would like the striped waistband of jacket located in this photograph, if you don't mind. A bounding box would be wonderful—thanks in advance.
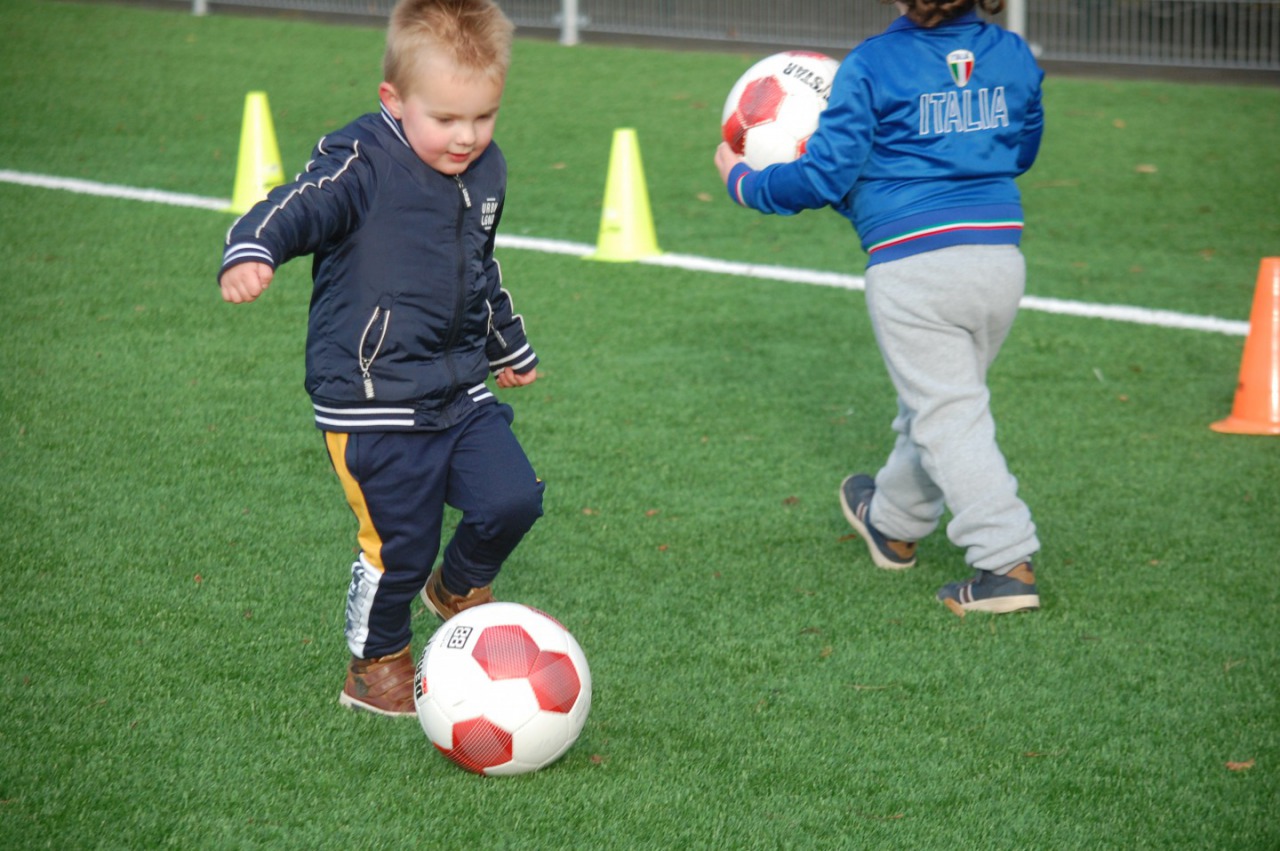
[311,384,494,432]
[863,204,1023,267]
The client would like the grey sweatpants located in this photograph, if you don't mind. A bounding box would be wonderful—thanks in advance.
[863,244,1039,573]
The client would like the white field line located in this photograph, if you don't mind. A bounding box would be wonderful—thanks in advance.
[0,169,231,212]
[1,169,1250,337]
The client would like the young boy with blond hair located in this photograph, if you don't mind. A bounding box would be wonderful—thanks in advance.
[219,0,543,716]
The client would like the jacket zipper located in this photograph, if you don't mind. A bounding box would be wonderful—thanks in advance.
[441,175,472,396]
[358,302,391,399]
[486,300,507,349]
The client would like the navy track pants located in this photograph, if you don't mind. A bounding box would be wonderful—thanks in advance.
[324,403,543,658]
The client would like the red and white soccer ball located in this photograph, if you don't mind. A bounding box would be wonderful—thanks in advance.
[414,602,592,776]
[721,50,840,169]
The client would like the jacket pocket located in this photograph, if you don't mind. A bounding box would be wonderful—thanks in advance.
[485,299,508,349]
[357,294,395,399]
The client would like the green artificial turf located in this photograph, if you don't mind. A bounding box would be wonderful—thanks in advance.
[1,1,1277,848]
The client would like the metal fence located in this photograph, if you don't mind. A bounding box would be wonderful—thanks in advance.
[1028,0,1280,67]
[186,0,1280,70]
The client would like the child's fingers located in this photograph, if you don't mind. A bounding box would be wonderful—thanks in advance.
[496,367,536,388]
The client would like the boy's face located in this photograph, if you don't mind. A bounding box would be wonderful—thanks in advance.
[379,54,504,176]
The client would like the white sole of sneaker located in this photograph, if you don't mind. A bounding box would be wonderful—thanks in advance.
[338,691,416,718]
[942,595,1040,616]
[419,587,448,620]
[838,479,916,571]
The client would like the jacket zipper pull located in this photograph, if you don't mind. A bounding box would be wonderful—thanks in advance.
[358,305,390,399]
[487,301,507,348]
[454,175,472,209]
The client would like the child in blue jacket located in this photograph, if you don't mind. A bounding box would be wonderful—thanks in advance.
[220,0,544,715]
[716,0,1044,615]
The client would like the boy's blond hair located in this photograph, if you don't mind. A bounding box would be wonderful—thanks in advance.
[384,0,514,91]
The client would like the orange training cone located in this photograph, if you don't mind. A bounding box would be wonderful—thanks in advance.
[585,128,662,262]
[1211,257,1280,435]
[228,92,284,215]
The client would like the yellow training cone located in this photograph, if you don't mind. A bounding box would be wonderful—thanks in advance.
[228,91,284,215]
[586,128,662,262]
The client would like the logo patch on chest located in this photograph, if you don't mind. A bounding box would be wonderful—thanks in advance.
[947,49,975,88]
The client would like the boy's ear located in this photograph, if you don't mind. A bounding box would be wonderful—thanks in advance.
[378,81,402,118]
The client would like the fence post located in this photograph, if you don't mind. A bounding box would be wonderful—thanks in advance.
[1005,0,1026,36]
[560,0,579,45]
[192,0,207,15]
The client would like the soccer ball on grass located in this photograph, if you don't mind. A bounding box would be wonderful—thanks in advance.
[414,602,592,776]
[721,50,840,169]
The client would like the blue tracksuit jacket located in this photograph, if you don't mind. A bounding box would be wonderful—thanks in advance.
[220,105,538,433]
[727,11,1044,267]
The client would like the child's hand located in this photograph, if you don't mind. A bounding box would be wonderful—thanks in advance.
[496,367,537,389]
[715,142,745,184]
[220,262,274,304]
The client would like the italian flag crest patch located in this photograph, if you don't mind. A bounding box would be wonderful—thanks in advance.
[947,49,975,87]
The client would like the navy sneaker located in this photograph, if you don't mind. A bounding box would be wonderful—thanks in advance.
[937,562,1039,616]
[839,474,917,570]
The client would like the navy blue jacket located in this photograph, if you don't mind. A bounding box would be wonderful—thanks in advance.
[728,12,1044,267]
[220,105,537,432]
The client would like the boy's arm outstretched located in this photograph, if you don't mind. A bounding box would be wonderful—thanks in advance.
[217,132,368,304]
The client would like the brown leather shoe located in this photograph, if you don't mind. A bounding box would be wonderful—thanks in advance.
[338,645,416,717]
[420,567,494,621]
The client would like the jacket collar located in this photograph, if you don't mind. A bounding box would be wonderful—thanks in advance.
[380,102,411,148]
